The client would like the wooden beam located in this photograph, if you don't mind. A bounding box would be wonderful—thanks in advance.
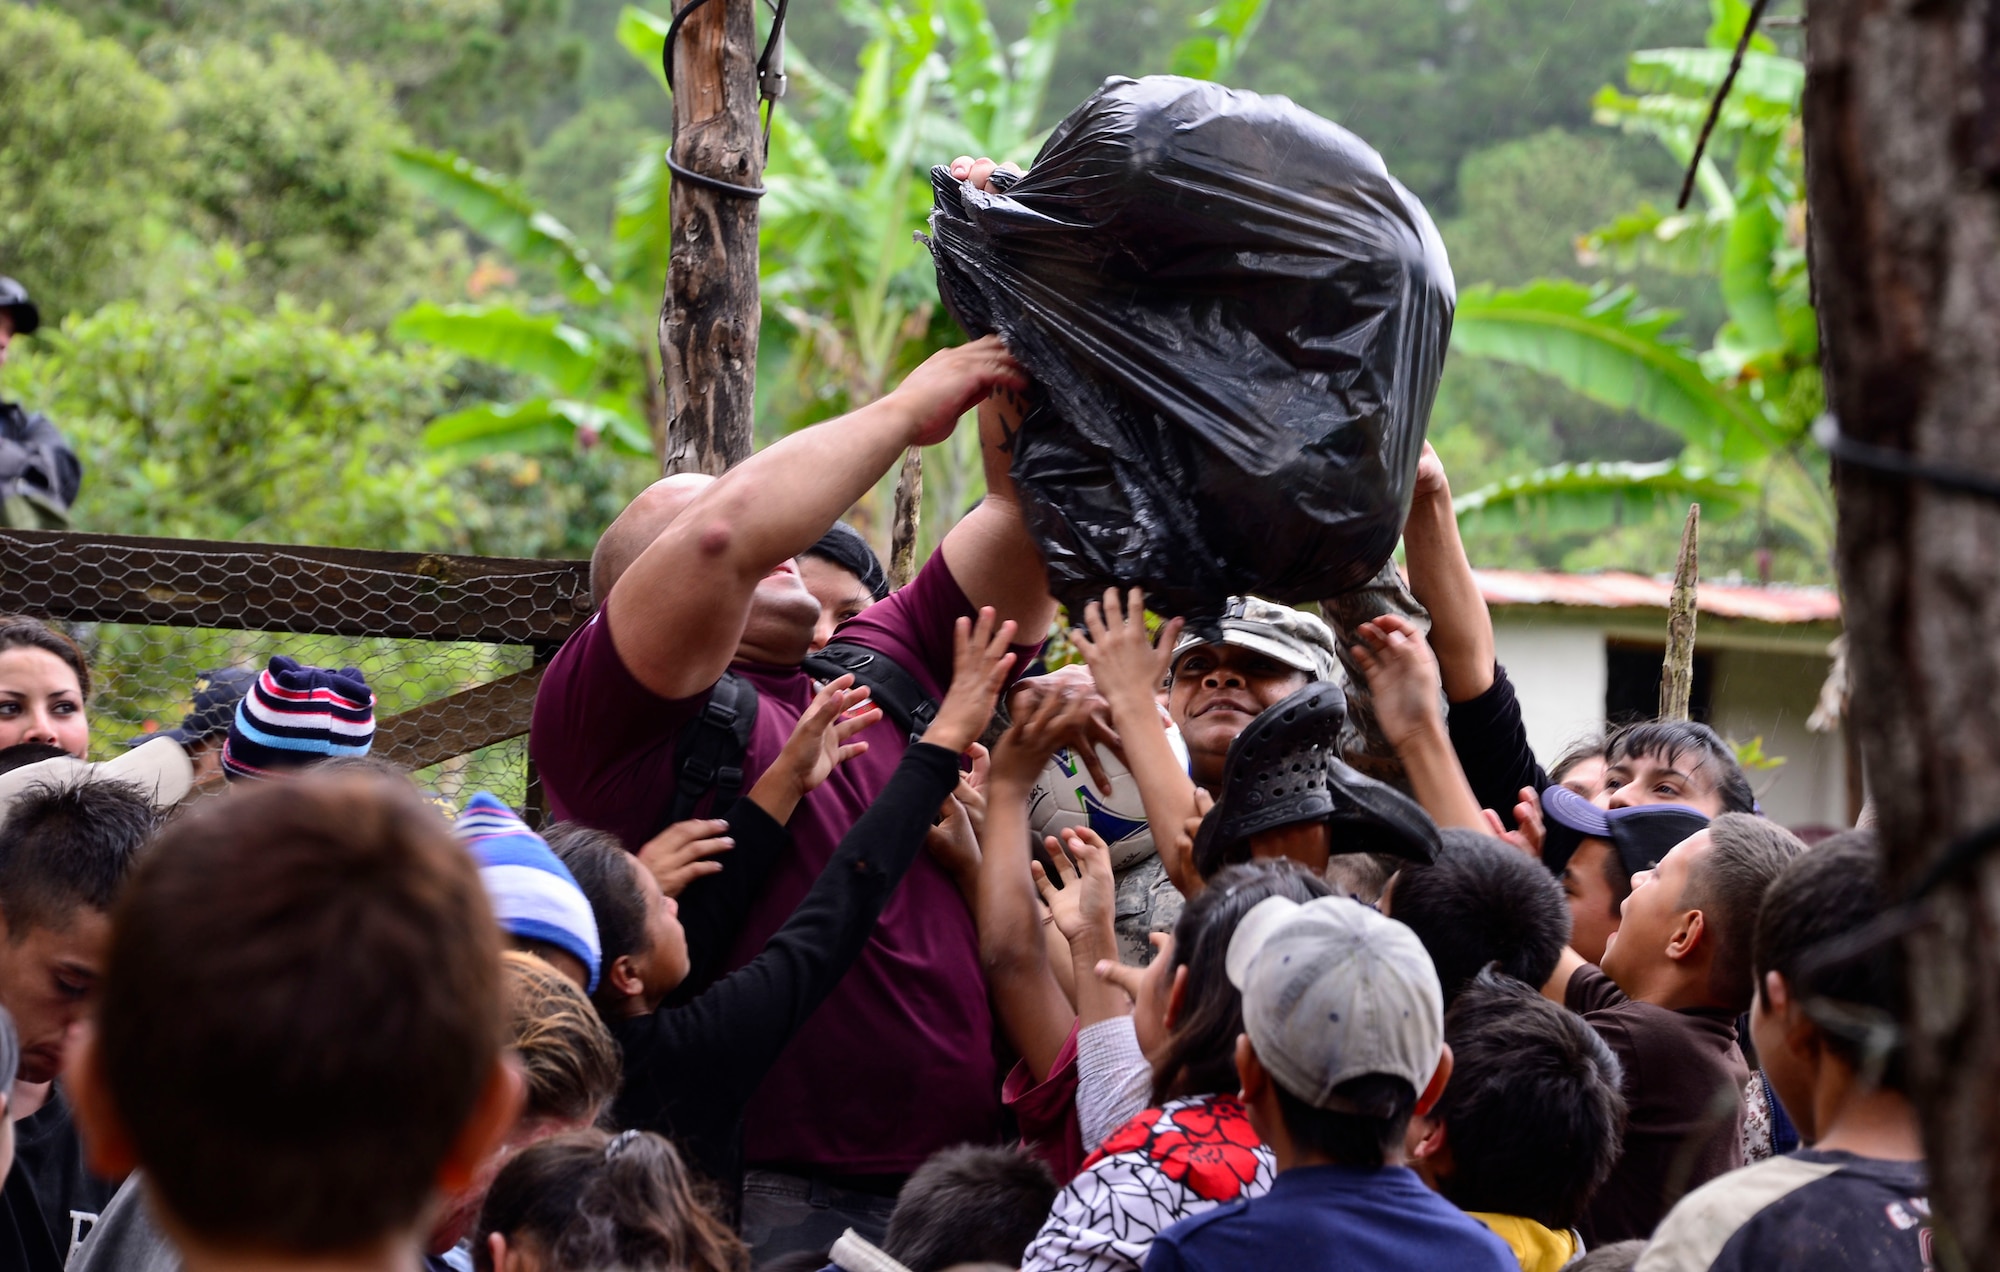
[374,667,544,771]
[0,528,591,644]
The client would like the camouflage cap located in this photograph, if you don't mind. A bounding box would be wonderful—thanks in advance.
[1171,596,1341,683]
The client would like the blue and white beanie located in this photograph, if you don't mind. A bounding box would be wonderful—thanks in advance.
[457,792,602,992]
[221,656,376,781]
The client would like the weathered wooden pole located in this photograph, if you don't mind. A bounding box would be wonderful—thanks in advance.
[1658,503,1699,721]
[889,447,923,588]
[1803,0,2000,1262]
[658,0,762,476]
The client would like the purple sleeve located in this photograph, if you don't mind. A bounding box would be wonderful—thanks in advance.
[1005,1020,1086,1184]
[836,548,1045,696]
[528,603,709,848]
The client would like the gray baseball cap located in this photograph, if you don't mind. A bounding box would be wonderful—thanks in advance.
[1171,596,1341,684]
[1225,895,1443,1112]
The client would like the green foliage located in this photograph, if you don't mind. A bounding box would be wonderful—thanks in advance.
[1446,0,1827,578]
[391,149,613,301]
[170,39,412,259]
[1452,459,1759,536]
[1452,281,1779,462]
[3,250,459,550]
[0,4,177,315]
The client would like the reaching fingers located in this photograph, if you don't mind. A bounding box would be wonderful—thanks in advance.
[967,743,990,791]
[831,702,884,745]
[1094,956,1147,1002]
[640,817,731,862]
[1153,615,1185,674]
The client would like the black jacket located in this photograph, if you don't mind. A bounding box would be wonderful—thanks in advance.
[609,742,960,1192]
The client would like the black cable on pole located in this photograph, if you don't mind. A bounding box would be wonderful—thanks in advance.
[1676,0,1773,210]
[660,0,785,201]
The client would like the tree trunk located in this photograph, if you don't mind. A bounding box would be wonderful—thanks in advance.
[889,447,923,589]
[658,0,761,476]
[1803,0,2000,1264]
[1658,504,1699,721]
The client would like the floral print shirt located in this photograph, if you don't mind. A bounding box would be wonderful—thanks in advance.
[1022,1093,1277,1272]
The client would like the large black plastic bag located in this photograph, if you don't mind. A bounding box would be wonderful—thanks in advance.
[926,75,1455,625]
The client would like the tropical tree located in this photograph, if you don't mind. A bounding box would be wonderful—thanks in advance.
[1447,0,1827,565]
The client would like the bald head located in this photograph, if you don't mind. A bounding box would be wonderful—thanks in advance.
[591,474,714,605]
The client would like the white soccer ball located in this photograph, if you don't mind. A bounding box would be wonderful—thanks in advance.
[1028,719,1190,871]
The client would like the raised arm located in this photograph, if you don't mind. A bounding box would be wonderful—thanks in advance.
[608,338,1025,700]
[977,690,1096,1081]
[1071,589,1201,895]
[1350,615,1491,834]
[1401,442,1495,703]
[936,157,1061,639]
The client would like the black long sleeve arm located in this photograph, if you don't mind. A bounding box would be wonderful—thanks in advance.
[1446,662,1552,830]
[608,742,960,1182]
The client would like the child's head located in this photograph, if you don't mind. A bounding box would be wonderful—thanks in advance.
[221,656,376,781]
[879,1145,1058,1272]
[1382,829,1570,1004]
[474,1128,745,1272]
[1752,831,1906,1141]
[1411,969,1626,1230]
[1227,895,1447,1170]
[0,776,157,1083]
[71,770,521,1262]
[1549,731,1609,799]
[548,822,689,1016]
[1539,786,1709,966]
[1141,859,1332,1103]
[1602,720,1754,816]
[459,794,603,993]
[1601,812,1804,1011]
[429,951,625,1256]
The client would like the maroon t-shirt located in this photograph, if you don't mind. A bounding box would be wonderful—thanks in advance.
[532,551,1026,1174]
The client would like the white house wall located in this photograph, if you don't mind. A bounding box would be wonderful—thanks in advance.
[1490,622,1610,767]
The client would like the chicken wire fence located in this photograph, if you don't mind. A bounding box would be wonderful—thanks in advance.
[0,528,592,819]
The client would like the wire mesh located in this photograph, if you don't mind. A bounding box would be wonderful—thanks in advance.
[0,528,591,816]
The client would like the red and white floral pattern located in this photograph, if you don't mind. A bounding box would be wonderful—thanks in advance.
[1022,1094,1276,1272]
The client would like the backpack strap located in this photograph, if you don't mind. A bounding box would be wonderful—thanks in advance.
[802,641,939,745]
[666,672,760,826]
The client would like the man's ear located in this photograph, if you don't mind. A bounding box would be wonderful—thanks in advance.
[1666,908,1706,965]
[1410,1114,1451,1173]
[63,1026,138,1180]
[434,1055,526,1197]
[1234,1033,1267,1104]
[1765,970,1820,1059]
[1163,965,1191,1031]
[607,954,646,1003]
[1413,1043,1454,1119]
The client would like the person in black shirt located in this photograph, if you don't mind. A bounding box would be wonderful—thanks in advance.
[0,278,82,530]
[1640,833,1930,1271]
[0,776,157,1271]
[555,609,1018,1207]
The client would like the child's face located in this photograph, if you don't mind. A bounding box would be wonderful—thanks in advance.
[625,854,690,1001]
[0,907,110,1083]
[1751,971,1818,1143]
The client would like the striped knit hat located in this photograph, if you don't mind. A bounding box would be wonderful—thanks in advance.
[457,792,602,992]
[221,656,376,781]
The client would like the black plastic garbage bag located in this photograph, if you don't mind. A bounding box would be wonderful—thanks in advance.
[926,75,1455,625]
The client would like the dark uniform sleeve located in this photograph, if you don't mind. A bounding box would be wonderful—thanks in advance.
[1446,662,1552,829]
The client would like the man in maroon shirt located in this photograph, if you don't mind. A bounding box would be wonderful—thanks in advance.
[532,246,1063,1253]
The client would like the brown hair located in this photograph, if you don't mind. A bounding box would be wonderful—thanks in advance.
[97,770,507,1253]
[0,615,90,699]
[1151,860,1331,1103]
[502,951,621,1126]
[473,1129,746,1272]
[1688,812,1806,1012]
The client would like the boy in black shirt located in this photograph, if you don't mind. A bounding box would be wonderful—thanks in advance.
[1640,833,1930,1271]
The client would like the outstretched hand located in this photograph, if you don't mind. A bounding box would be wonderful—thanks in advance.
[1350,614,1447,751]
[990,676,1103,790]
[1031,827,1117,947]
[639,818,733,898]
[948,155,1025,192]
[1073,587,1182,717]
[894,337,1027,447]
[1003,666,1123,795]
[1480,785,1546,861]
[748,674,881,825]
[922,607,1019,755]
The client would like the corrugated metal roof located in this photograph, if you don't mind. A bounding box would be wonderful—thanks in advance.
[1473,569,1841,624]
